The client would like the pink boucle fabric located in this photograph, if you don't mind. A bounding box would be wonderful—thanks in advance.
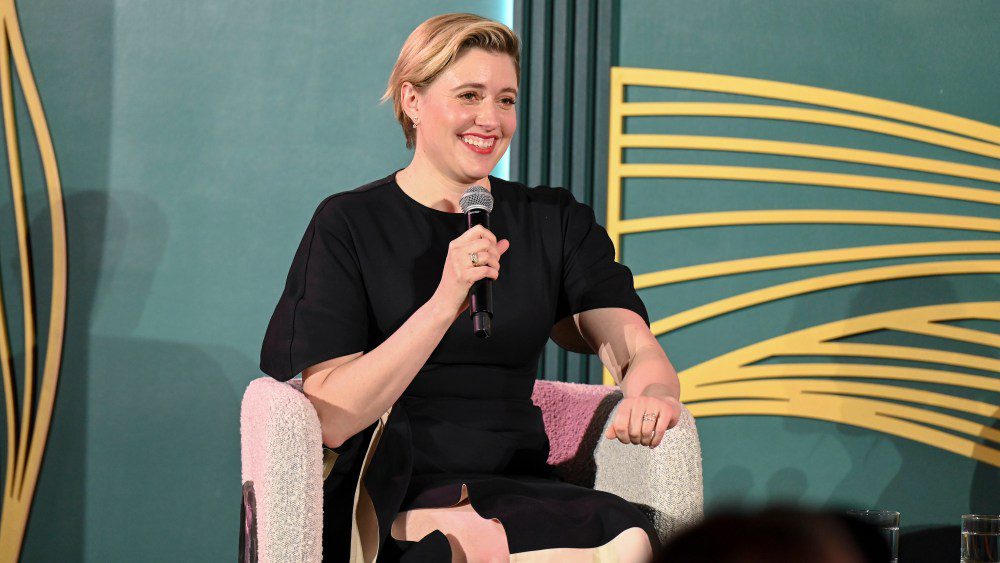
[530,379,617,466]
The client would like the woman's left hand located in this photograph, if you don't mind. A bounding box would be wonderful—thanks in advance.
[603,395,682,449]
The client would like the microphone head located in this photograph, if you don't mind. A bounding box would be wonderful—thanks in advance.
[460,185,494,214]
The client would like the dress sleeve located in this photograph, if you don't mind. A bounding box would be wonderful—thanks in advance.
[260,197,370,381]
[554,189,650,327]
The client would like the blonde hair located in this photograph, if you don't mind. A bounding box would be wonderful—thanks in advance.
[381,13,521,149]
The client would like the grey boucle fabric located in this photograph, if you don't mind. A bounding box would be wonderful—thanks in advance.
[594,397,705,545]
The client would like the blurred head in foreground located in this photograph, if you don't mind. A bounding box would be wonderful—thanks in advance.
[654,506,891,563]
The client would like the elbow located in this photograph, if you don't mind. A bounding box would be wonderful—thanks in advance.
[314,406,354,450]
[309,401,352,450]
[321,424,347,450]
[302,380,350,450]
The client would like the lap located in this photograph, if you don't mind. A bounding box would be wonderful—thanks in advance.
[391,485,509,563]
[389,484,654,562]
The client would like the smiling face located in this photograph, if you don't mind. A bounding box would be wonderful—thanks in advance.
[403,48,518,184]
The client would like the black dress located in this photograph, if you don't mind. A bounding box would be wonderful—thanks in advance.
[260,170,660,561]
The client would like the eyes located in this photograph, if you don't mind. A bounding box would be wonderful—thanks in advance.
[459,91,516,107]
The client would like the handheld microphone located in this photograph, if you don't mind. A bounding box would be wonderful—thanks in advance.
[459,185,494,338]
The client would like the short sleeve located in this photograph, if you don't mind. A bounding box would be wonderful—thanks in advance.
[260,197,370,381]
[554,189,650,327]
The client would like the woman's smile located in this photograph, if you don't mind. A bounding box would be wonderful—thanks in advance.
[459,133,498,154]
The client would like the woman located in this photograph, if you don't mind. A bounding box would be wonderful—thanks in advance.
[260,13,683,562]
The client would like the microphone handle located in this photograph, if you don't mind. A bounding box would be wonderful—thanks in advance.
[466,208,493,338]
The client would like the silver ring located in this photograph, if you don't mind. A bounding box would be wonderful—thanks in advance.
[642,412,657,422]
[469,252,480,266]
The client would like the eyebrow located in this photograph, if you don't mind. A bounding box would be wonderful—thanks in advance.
[451,82,519,95]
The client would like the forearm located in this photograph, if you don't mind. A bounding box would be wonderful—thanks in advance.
[619,343,680,401]
[308,298,456,448]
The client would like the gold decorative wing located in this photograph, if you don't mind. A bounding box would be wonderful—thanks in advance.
[0,0,68,559]
[605,67,999,466]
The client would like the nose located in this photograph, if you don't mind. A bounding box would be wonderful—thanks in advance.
[475,101,500,130]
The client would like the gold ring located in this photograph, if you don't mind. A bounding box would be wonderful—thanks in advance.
[470,252,480,266]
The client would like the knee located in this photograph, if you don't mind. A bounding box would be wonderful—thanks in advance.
[455,516,508,563]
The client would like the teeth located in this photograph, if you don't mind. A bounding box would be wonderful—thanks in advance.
[462,135,495,149]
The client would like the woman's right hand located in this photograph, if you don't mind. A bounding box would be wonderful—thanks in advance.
[432,224,510,320]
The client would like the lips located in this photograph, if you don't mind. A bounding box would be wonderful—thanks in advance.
[458,134,498,155]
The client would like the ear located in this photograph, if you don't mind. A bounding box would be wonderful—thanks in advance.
[400,81,421,123]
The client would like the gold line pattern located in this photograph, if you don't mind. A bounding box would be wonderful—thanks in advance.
[680,303,1000,466]
[0,0,68,559]
[620,103,1000,160]
[603,67,999,466]
[621,135,1000,183]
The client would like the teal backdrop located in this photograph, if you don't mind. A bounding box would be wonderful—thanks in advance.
[0,1,996,561]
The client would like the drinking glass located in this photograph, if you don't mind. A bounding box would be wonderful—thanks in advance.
[847,509,899,563]
[962,514,1000,563]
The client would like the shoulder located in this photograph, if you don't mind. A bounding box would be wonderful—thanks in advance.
[311,172,397,227]
[492,176,594,229]
[490,176,579,211]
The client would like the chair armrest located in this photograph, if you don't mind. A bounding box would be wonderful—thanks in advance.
[593,401,704,544]
[240,377,323,563]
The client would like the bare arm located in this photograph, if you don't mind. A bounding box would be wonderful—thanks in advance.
[302,298,457,449]
[572,307,680,400]
[570,307,681,448]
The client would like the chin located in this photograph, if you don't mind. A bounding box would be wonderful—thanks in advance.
[460,161,497,179]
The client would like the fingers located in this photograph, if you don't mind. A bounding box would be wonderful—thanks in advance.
[457,224,497,246]
[463,235,506,282]
[439,226,507,316]
[603,399,683,449]
[651,400,680,449]
[640,411,656,447]
[650,410,671,449]
[458,226,509,258]
[628,405,645,445]
[607,403,631,444]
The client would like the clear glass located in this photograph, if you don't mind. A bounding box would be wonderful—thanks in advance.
[962,514,1000,563]
[848,509,899,563]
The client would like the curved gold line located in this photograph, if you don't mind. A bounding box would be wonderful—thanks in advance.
[898,322,1000,349]
[684,397,1000,467]
[619,164,1000,206]
[679,302,1000,384]
[781,302,1000,346]
[652,263,1000,336]
[804,342,1000,374]
[688,364,1000,394]
[683,379,1000,425]
[1,10,35,502]
[620,209,1000,236]
[620,135,1000,184]
[619,102,1000,160]
[0,9,13,505]
[8,2,67,493]
[634,241,1000,288]
[0,0,69,558]
[613,67,1000,145]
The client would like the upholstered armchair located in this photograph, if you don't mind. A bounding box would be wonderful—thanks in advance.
[239,376,704,562]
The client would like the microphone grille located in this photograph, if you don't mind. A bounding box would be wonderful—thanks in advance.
[460,185,494,213]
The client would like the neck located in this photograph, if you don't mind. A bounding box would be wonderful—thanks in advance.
[397,151,491,213]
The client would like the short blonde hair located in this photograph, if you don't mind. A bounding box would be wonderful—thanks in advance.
[381,13,521,149]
